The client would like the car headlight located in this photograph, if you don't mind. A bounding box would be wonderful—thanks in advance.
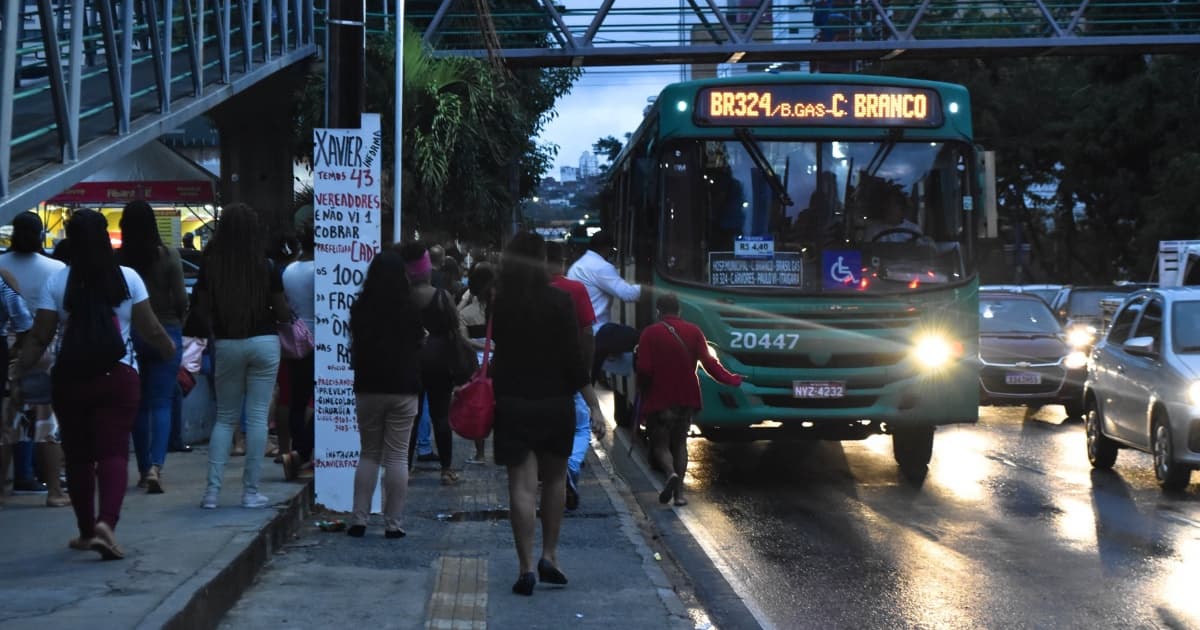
[1189,382,1200,407]
[1063,351,1088,370]
[1066,328,1094,348]
[912,334,960,370]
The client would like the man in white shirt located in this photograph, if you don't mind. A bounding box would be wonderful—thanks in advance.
[567,231,642,382]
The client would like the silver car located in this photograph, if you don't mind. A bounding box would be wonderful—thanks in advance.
[1083,288,1200,490]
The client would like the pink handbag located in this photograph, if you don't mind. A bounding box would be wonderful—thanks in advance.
[449,316,493,440]
[278,317,314,360]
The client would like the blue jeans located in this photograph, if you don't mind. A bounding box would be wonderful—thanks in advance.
[133,324,183,473]
[567,392,590,483]
[416,394,433,455]
[207,336,281,496]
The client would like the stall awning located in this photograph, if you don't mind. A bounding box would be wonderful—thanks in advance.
[48,141,216,204]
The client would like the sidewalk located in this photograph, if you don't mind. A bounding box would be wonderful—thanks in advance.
[0,435,695,629]
[0,447,311,630]
[221,435,693,629]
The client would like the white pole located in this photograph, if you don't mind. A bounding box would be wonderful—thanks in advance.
[392,0,404,245]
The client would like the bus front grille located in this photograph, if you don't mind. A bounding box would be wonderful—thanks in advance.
[761,395,878,409]
[729,351,907,370]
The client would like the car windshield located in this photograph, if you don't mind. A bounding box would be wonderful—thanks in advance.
[1173,301,1200,353]
[980,297,1060,335]
[659,138,975,294]
[1067,289,1136,318]
[1024,288,1059,304]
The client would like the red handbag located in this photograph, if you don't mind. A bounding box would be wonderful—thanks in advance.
[448,315,494,440]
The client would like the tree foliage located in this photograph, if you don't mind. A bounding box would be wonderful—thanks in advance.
[291,20,578,244]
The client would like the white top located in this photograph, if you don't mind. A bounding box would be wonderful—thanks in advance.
[37,266,150,372]
[0,252,65,310]
[282,260,316,334]
[566,250,641,331]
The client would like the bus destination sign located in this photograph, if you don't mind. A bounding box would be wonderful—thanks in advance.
[694,84,944,128]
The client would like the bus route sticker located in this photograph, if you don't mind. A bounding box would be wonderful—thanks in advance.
[822,249,861,290]
[709,252,802,287]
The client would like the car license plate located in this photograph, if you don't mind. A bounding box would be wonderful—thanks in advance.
[793,381,845,398]
[1005,372,1042,385]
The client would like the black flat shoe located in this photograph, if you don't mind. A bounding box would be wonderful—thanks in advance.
[347,525,366,538]
[512,572,536,596]
[659,475,680,505]
[537,558,568,585]
[384,529,406,539]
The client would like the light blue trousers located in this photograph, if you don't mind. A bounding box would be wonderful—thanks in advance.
[567,392,590,482]
[207,335,281,496]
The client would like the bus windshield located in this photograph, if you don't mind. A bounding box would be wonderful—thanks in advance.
[659,139,975,294]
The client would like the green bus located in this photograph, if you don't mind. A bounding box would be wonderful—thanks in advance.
[603,73,980,477]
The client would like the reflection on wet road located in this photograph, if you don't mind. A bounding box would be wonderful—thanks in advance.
[670,405,1200,628]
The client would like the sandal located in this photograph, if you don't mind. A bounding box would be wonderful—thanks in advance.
[440,470,459,486]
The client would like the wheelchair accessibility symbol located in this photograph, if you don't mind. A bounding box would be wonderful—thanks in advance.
[822,250,861,290]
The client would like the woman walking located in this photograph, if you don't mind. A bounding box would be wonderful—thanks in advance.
[193,204,290,509]
[119,200,188,494]
[491,232,588,595]
[17,209,175,559]
[398,242,461,486]
[347,250,424,538]
[458,262,494,464]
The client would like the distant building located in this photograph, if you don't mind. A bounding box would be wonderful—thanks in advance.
[560,166,578,183]
[578,151,599,180]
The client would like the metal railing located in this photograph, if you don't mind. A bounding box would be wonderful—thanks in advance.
[0,0,318,220]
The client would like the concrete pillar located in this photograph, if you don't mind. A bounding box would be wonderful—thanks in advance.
[212,66,307,235]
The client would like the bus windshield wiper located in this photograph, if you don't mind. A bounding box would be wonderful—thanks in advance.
[734,128,792,207]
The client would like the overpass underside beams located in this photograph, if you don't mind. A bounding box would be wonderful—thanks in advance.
[0,0,318,222]
[408,0,1200,66]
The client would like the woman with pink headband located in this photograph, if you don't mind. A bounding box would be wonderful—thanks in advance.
[398,242,461,485]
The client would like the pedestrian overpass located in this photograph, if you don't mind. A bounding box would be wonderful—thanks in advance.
[0,0,317,223]
[3,0,1199,223]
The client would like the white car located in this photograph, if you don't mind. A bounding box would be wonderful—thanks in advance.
[1082,288,1200,490]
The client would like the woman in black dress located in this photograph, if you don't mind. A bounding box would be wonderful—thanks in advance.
[491,232,588,596]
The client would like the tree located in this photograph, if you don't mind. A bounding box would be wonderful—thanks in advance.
[291,21,579,244]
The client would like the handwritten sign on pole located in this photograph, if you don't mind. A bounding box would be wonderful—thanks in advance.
[312,113,381,511]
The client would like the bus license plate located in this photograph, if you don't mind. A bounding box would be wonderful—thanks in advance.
[793,381,845,398]
[1005,372,1042,385]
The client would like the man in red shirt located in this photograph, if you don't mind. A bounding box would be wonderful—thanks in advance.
[636,293,742,506]
[547,241,605,510]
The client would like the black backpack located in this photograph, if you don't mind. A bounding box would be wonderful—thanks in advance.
[52,299,126,380]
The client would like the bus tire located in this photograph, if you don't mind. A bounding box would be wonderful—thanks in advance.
[893,425,934,479]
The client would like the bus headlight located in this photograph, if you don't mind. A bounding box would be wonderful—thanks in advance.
[1188,382,1200,407]
[1063,351,1088,370]
[1066,327,1094,348]
[912,334,960,370]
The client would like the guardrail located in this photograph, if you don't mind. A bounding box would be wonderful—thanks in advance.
[0,0,318,219]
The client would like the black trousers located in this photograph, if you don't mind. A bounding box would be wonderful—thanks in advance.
[592,323,640,383]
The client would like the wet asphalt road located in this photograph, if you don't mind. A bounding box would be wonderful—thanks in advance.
[663,404,1200,629]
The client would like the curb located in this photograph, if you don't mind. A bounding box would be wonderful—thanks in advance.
[602,425,769,630]
[136,481,314,630]
[588,435,695,630]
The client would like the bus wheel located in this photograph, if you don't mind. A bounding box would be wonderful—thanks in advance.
[892,426,934,479]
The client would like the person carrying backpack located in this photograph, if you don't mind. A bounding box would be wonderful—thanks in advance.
[16,209,176,560]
